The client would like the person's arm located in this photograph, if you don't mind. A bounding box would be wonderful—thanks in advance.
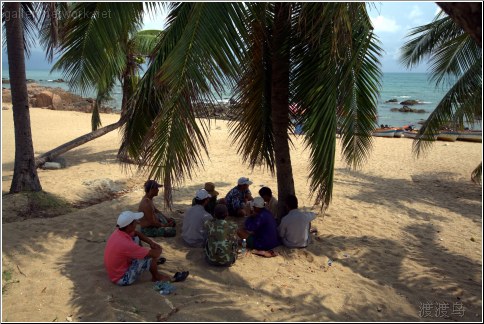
[135,230,162,250]
[278,219,286,238]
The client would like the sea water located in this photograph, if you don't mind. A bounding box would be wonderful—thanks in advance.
[3,69,474,129]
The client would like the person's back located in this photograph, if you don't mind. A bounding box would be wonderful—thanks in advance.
[244,208,280,250]
[204,204,238,266]
[182,190,213,247]
[278,195,316,248]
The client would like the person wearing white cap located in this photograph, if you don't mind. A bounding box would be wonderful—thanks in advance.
[104,211,173,285]
[237,197,280,257]
[182,189,214,247]
[138,179,177,237]
[224,177,254,217]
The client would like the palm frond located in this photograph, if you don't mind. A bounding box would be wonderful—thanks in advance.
[38,2,69,62]
[2,3,37,57]
[229,7,276,174]
[122,2,249,187]
[293,3,382,207]
[51,3,146,95]
[413,59,482,156]
[471,162,482,184]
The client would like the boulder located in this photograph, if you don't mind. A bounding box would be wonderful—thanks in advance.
[33,91,53,107]
[400,99,420,105]
[32,91,62,108]
[42,162,63,170]
[385,99,398,103]
[2,89,12,103]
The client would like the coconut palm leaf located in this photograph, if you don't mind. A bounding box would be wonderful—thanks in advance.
[292,3,382,206]
[471,162,482,184]
[229,4,276,174]
[122,2,249,188]
[2,2,37,57]
[401,12,482,159]
[51,2,147,95]
[37,2,69,62]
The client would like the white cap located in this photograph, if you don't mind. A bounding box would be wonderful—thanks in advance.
[117,211,144,228]
[237,177,253,185]
[253,197,265,208]
[195,189,211,200]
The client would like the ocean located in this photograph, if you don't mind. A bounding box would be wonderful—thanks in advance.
[2,69,465,128]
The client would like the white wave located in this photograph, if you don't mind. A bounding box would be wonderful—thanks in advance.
[398,96,411,98]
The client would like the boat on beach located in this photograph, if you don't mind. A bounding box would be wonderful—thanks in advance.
[457,130,482,143]
[437,131,460,142]
[394,129,404,138]
[372,128,396,138]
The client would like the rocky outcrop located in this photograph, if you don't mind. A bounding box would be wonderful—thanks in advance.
[32,91,62,109]
[391,106,426,113]
[2,84,116,114]
[385,99,398,103]
[400,99,420,105]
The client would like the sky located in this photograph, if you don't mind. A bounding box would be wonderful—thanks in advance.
[2,1,442,73]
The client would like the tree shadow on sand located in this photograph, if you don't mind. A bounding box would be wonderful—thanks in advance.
[334,167,481,223]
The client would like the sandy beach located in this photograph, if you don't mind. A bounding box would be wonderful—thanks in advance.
[2,103,482,322]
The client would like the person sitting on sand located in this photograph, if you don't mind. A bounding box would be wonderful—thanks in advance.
[259,186,278,222]
[225,177,254,217]
[104,211,189,285]
[204,204,238,267]
[278,194,316,248]
[138,180,176,237]
[191,182,219,215]
[237,197,280,257]
[182,189,214,247]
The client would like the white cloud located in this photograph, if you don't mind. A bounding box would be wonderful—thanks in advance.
[370,15,401,33]
[408,5,423,20]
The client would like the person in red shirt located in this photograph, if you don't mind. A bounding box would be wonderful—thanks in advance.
[104,211,174,285]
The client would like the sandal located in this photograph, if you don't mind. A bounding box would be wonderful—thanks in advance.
[157,257,167,265]
[172,271,189,282]
[252,249,278,258]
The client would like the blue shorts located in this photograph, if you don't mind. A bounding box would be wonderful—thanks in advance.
[116,257,151,286]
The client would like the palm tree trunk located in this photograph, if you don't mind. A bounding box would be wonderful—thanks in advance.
[271,2,295,217]
[437,2,482,47]
[5,2,42,193]
[35,116,126,168]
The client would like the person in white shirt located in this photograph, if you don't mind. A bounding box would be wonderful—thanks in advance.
[182,189,213,247]
[278,194,316,248]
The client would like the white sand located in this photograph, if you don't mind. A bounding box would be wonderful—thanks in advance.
[2,105,482,321]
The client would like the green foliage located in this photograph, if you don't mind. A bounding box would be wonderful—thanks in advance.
[400,12,482,183]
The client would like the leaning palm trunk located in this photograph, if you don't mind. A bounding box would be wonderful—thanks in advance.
[271,3,295,216]
[437,2,482,47]
[5,2,42,192]
[35,116,126,168]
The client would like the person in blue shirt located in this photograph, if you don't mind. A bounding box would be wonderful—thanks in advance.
[224,177,254,217]
[237,197,280,257]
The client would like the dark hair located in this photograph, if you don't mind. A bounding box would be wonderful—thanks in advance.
[214,204,228,219]
[285,194,298,209]
[194,198,207,205]
[259,187,272,197]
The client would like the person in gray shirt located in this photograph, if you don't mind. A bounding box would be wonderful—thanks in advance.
[182,189,213,247]
[278,195,316,248]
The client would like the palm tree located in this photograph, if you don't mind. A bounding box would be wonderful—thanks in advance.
[437,2,482,47]
[3,3,43,192]
[121,2,382,211]
[400,11,482,183]
[34,3,162,167]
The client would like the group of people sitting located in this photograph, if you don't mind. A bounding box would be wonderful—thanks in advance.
[104,177,316,286]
